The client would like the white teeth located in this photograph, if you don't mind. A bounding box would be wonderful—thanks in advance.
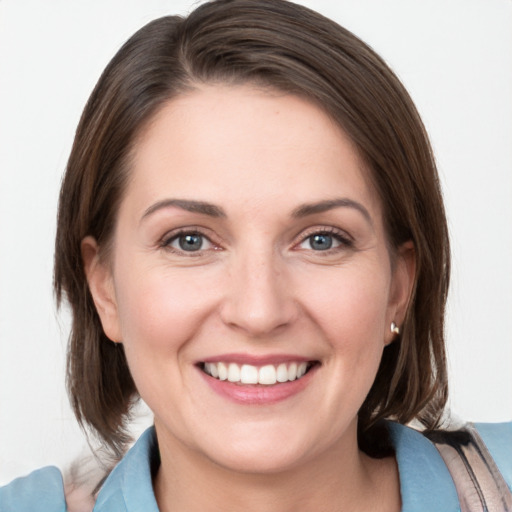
[227,363,240,382]
[240,364,258,384]
[210,363,219,378]
[258,365,277,385]
[203,361,312,385]
[218,362,228,381]
[276,363,288,383]
[297,362,308,378]
[288,362,297,381]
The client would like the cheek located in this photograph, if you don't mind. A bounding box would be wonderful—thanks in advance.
[295,260,391,409]
[113,263,219,357]
[298,262,391,347]
[111,263,224,417]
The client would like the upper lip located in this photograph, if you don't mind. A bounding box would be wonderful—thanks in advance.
[199,353,316,366]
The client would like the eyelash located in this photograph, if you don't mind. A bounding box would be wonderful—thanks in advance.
[159,226,354,256]
[295,227,354,254]
[160,228,219,256]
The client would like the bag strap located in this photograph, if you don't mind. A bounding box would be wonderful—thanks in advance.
[426,424,512,512]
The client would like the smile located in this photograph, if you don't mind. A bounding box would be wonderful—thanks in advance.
[201,361,314,385]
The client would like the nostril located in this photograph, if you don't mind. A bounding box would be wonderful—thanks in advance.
[218,294,298,337]
[218,259,299,336]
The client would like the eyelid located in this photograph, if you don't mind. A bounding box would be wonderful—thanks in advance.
[159,227,222,254]
[157,225,354,255]
[294,226,354,251]
[297,225,353,242]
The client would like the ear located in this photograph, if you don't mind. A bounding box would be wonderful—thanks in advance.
[81,236,122,343]
[385,240,416,345]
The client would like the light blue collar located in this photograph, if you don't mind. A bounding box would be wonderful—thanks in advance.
[94,427,159,511]
[388,422,460,511]
[95,423,461,511]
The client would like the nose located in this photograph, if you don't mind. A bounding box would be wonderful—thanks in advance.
[219,248,298,337]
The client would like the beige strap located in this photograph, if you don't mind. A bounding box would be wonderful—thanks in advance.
[427,424,512,512]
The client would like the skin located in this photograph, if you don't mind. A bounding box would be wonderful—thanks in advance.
[83,85,414,511]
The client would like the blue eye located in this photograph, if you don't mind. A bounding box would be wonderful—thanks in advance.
[164,232,213,252]
[178,234,204,251]
[298,230,351,252]
[308,233,334,251]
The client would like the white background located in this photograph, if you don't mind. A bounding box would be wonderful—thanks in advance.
[1,0,511,484]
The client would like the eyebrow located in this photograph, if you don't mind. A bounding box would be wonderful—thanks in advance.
[141,199,227,221]
[291,198,373,225]
[141,197,372,225]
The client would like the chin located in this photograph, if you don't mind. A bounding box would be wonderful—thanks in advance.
[192,421,328,475]
[206,443,312,475]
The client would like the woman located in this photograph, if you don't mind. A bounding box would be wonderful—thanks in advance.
[1,1,511,511]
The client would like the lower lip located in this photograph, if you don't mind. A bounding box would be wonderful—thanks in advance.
[199,365,318,405]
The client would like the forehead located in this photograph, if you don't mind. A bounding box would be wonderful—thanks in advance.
[125,85,382,221]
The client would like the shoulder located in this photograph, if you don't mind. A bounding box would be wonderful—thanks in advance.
[387,422,460,512]
[93,427,159,512]
[387,420,512,512]
[0,428,159,512]
[0,466,66,512]
[473,421,512,490]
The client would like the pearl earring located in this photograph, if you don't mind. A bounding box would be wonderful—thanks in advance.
[391,321,400,335]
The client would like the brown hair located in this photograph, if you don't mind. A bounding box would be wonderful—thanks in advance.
[54,0,450,458]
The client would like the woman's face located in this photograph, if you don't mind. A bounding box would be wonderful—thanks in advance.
[85,85,413,473]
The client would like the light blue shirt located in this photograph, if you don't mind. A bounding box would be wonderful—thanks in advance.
[1,422,511,511]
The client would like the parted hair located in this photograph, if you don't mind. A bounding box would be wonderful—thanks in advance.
[54,0,450,459]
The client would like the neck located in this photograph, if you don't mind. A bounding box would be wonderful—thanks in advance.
[153,421,401,512]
